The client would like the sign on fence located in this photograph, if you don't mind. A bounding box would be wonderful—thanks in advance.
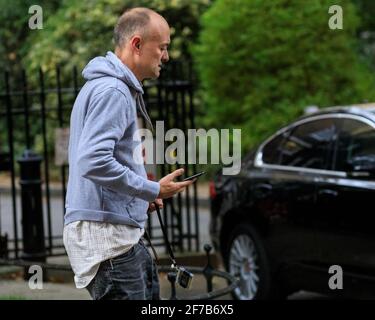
[55,128,70,166]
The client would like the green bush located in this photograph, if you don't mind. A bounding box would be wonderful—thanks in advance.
[193,0,375,150]
[22,0,211,79]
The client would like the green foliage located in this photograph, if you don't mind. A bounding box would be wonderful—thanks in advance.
[0,0,210,180]
[0,295,27,300]
[354,0,375,32]
[22,0,211,79]
[353,0,375,69]
[0,0,60,74]
[193,0,375,150]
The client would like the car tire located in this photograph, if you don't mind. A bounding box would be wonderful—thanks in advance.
[223,223,276,300]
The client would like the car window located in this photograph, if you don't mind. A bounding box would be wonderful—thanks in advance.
[262,133,284,165]
[334,118,375,172]
[278,118,337,169]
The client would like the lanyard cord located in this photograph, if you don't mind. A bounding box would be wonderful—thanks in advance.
[151,201,177,268]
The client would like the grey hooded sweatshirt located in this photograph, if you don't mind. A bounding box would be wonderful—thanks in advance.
[64,51,160,229]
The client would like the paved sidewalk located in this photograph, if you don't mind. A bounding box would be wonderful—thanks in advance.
[0,265,232,300]
[0,279,91,300]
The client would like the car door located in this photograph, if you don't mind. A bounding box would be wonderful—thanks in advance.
[249,133,286,225]
[256,117,337,274]
[315,115,375,282]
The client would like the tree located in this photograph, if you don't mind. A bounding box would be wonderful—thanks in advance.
[193,0,375,150]
[353,0,375,69]
[0,0,60,73]
[0,0,211,178]
[22,0,211,80]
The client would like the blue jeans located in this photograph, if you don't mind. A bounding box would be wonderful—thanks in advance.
[86,239,160,300]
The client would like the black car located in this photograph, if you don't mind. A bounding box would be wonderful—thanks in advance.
[210,104,375,300]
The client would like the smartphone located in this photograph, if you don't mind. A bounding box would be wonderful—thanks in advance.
[183,171,206,181]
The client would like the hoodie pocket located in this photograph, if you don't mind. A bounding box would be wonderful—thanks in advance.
[102,187,135,214]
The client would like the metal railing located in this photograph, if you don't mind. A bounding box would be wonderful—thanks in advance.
[0,60,201,261]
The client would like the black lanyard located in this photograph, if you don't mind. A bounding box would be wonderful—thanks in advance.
[144,202,177,268]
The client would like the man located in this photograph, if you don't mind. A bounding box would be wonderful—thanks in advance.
[63,7,194,300]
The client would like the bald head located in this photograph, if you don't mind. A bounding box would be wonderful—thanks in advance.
[113,7,168,49]
[114,7,170,81]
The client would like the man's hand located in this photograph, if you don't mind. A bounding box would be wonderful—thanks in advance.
[148,198,163,213]
[158,168,195,199]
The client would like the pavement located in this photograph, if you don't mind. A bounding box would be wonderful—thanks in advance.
[0,254,233,300]
[0,265,330,300]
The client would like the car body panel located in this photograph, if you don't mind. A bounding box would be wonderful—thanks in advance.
[210,105,375,298]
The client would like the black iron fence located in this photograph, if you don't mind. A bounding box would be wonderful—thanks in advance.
[0,60,200,262]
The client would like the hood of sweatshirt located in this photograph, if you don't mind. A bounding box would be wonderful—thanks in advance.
[82,51,143,93]
[82,51,153,130]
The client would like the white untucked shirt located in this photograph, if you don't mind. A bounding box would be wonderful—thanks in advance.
[63,221,143,289]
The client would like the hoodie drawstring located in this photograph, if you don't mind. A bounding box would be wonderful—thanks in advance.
[136,93,154,132]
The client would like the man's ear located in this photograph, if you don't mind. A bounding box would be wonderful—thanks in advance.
[131,36,141,53]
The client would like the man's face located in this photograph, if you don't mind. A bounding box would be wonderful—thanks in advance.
[139,19,170,80]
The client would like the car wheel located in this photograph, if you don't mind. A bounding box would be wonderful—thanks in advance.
[224,223,272,300]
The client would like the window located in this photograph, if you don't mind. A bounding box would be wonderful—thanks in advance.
[334,118,375,172]
[262,134,284,165]
[278,118,337,169]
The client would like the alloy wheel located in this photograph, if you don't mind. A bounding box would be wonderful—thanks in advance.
[228,234,260,300]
